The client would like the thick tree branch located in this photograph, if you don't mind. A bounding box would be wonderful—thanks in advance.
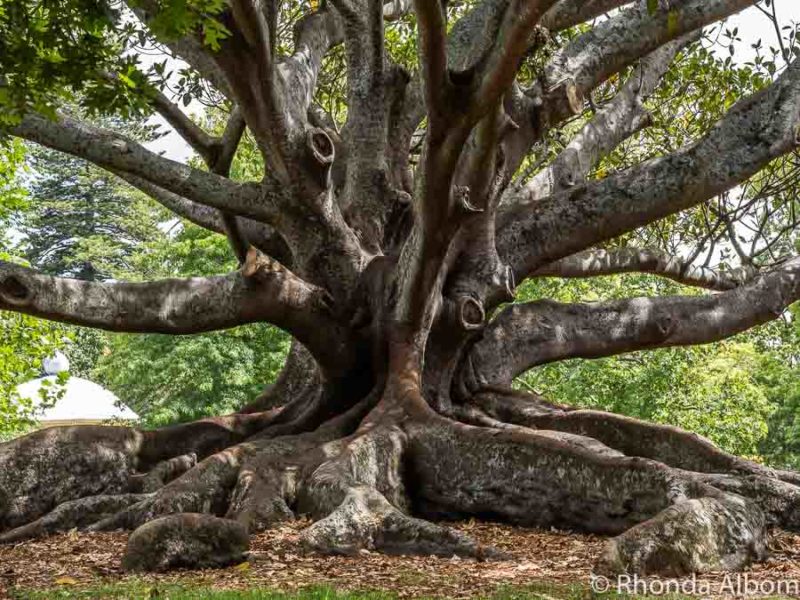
[214,0,293,174]
[209,108,249,264]
[280,7,344,125]
[533,0,757,133]
[496,0,758,188]
[540,0,633,31]
[498,58,800,285]
[332,0,395,253]
[11,113,276,224]
[517,32,698,202]
[470,0,557,119]
[533,247,756,291]
[413,0,449,132]
[466,255,800,387]
[0,255,354,373]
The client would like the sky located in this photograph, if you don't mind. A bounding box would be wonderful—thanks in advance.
[144,1,800,164]
[713,1,800,62]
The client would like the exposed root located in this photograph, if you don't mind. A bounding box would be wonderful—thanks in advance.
[3,384,800,577]
[468,388,776,477]
[693,472,800,530]
[406,417,772,574]
[0,426,143,529]
[295,423,501,559]
[122,513,249,572]
[129,453,197,493]
[301,485,497,558]
[408,419,684,534]
[226,465,295,531]
[598,495,766,576]
[90,446,247,532]
[0,493,150,544]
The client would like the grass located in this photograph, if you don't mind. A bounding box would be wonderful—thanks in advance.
[4,581,721,600]
[11,580,800,599]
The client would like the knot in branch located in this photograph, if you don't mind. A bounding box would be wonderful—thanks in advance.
[455,186,483,215]
[307,128,336,167]
[242,247,281,283]
[0,274,32,307]
[458,296,486,331]
[305,128,336,188]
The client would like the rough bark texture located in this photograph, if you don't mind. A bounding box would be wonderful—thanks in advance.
[3,0,800,579]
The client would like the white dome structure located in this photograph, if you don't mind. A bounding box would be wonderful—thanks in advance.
[16,355,138,427]
[43,351,70,375]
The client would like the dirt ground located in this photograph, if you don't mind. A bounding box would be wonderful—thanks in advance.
[3,521,800,598]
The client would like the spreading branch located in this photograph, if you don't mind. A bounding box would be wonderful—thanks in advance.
[540,0,757,114]
[112,171,292,266]
[11,113,277,223]
[0,255,354,373]
[533,247,756,291]
[498,58,800,284]
[498,0,758,184]
[466,255,800,387]
[515,32,698,203]
[540,0,633,31]
[280,7,344,124]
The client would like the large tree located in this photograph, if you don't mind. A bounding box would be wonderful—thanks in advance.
[3,0,800,575]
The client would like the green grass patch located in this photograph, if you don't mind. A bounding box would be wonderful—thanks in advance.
[11,580,799,599]
[5,581,685,600]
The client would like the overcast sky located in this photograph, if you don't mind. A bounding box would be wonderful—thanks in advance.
[145,1,800,164]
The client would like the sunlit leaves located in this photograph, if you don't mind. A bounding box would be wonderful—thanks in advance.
[140,0,230,50]
[0,0,151,124]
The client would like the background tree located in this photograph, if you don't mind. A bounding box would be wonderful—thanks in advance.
[91,221,290,427]
[0,140,66,440]
[13,112,290,424]
[20,118,167,281]
[4,0,800,577]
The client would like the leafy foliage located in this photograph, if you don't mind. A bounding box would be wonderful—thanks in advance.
[90,219,290,427]
[19,117,168,280]
[0,144,66,439]
[0,0,148,125]
[94,325,289,427]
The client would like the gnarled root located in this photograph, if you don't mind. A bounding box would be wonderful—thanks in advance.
[1,385,799,577]
[598,494,766,576]
[301,485,493,558]
[468,388,776,478]
[0,426,143,530]
[297,424,499,558]
[406,417,771,575]
[0,493,149,544]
